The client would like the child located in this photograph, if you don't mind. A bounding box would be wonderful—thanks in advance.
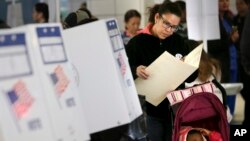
[179,126,223,141]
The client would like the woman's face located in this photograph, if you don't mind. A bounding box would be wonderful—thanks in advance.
[32,8,43,23]
[153,13,180,40]
[125,16,141,36]
[32,8,39,22]
[219,0,230,12]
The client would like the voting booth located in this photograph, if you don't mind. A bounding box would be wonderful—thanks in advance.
[0,29,55,141]
[63,19,142,133]
[21,23,90,141]
[7,24,90,141]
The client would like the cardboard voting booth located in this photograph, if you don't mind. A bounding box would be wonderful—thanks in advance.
[13,24,90,141]
[62,19,142,133]
[0,29,55,141]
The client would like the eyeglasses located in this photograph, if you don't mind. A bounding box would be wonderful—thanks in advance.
[160,15,179,32]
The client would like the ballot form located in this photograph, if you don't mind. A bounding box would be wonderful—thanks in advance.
[0,30,55,141]
[63,19,142,133]
[135,44,203,106]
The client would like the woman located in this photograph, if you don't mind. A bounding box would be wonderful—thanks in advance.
[208,0,240,116]
[240,9,250,126]
[32,2,49,23]
[126,2,197,141]
[208,0,239,83]
[121,9,141,45]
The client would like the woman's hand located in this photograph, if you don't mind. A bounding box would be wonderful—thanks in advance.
[136,65,149,79]
[180,56,185,61]
[231,30,239,43]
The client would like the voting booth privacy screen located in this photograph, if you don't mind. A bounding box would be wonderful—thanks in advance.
[0,24,90,141]
[0,30,55,141]
[0,18,142,140]
[63,18,142,133]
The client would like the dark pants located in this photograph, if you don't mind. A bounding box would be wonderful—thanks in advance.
[241,71,250,127]
[146,115,172,141]
[90,124,129,141]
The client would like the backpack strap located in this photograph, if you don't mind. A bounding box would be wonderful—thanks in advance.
[211,73,227,109]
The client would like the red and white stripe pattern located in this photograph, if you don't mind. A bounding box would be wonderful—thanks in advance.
[54,65,70,96]
[117,52,126,77]
[166,82,216,106]
[179,126,193,141]
[9,81,34,119]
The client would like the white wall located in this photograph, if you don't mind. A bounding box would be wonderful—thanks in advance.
[86,0,237,31]
[87,0,155,31]
[170,0,237,14]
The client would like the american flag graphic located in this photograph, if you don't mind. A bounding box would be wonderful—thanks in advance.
[7,81,34,119]
[50,65,69,96]
[117,52,126,77]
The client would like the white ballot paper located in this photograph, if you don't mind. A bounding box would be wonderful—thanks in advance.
[135,44,203,106]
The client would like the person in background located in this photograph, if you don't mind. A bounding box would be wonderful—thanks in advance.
[63,6,98,29]
[80,1,87,9]
[233,0,250,83]
[208,0,239,83]
[240,9,250,127]
[79,2,98,20]
[208,0,239,117]
[63,8,91,29]
[76,18,98,26]
[32,2,49,23]
[121,9,141,45]
[233,0,250,44]
[126,2,197,141]
[233,0,250,127]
